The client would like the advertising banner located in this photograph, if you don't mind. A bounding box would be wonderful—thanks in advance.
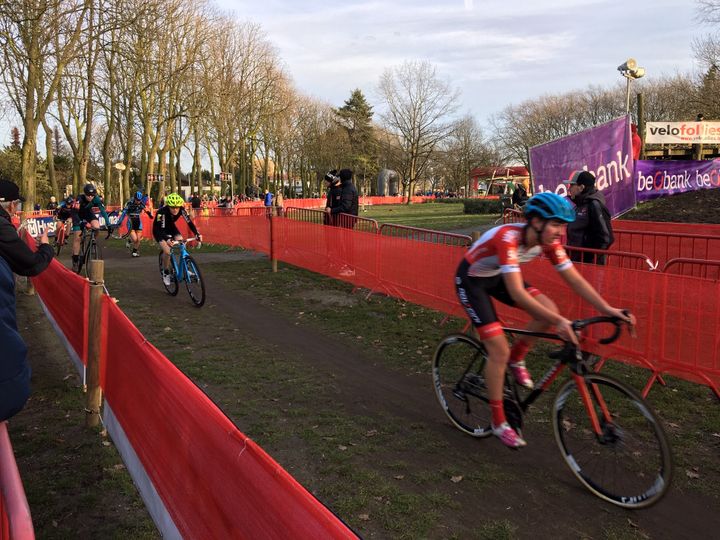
[24,216,57,237]
[530,116,636,217]
[645,121,720,144]
[635,159,720,201]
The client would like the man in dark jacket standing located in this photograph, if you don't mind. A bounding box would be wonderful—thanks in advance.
[323,170,342,226]
[327,169,359,277]
[564,171,614,265]
[331,169,359,223]
[0,178,54,422]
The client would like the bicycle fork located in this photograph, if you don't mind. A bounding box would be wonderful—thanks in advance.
[572,373,614,440]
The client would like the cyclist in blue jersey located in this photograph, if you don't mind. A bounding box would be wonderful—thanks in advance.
[118,190,152,257]
[71,183,111,272]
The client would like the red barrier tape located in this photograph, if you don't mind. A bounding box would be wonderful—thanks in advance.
[0,423,34,540]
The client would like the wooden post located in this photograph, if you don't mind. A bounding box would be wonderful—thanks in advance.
[269,212,278,273]
[471,231,482,243]
[85,259,104,428]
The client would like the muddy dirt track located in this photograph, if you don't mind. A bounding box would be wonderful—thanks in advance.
[33,243,720,539]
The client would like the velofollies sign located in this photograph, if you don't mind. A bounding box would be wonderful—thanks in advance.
[645,122,720,144]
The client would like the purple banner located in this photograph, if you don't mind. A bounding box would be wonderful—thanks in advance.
[529,116,636,217]
[635,159,720,201]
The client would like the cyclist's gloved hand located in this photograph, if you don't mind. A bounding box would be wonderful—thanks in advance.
[604,307,637,337]
[556,317,579,345]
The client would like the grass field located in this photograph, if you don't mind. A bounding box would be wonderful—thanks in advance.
[364,202,498,232]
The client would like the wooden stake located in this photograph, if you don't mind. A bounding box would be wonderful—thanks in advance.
[85,259,104,428]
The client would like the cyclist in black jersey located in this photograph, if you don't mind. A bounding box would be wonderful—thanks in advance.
[71,184,111,272]
[153,193,201,286]
[118,190,152,257]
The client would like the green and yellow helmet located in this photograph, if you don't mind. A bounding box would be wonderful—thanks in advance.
[165,193,184,207]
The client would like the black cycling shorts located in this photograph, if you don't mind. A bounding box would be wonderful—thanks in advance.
[455,259,542,340]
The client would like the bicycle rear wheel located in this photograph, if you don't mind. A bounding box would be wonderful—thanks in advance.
[552,373,672,508]
[158,252,179,296]
[432,334,492,437]
[183,255,205,307]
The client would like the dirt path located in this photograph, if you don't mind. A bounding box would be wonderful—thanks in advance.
[48,245,720,538]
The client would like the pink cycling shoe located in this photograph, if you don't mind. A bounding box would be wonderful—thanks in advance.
[509,360,534,389]
[492,422,527,449]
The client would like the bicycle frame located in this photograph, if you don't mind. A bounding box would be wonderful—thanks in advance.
[504,327,613,439]
[168,242,191,281]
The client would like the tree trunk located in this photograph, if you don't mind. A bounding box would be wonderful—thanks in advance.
[21,131,37,208]
[42,121,59,199]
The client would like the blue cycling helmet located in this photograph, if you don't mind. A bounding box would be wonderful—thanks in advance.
[524,191,575,223]
[134,190,143,200]
[65,195,74,205]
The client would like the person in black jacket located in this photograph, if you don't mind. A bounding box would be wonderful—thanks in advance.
[323,170,342,225]
[0,178,54,422]
[328,169,359,277]
[564,171,614,265]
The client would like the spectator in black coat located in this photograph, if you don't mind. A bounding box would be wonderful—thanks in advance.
[564,171,614,265]
[0,178,54,421]
[323,170,342,225]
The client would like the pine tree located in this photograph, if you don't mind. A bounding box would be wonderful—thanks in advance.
[334,89,377,193]
[10,127,21,151]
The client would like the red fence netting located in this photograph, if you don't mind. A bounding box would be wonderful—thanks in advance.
[195,213,720,397]
[30,259,89,366]
[0,422,34,540]
[100,296,356,539]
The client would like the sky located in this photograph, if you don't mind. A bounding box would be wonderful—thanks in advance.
[215,0,705,123]
[0,0,707,158]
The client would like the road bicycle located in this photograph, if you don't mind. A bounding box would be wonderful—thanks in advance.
[53,219,70,256]
[158,237,205,307]
[76,225,110,276]
[432,315,672,509]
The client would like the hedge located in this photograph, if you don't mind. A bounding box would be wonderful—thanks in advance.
[463,199,503,214]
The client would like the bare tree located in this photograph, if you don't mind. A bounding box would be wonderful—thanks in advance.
[438,115,497,194]
[0,0,89,206]
[377,60,460,203]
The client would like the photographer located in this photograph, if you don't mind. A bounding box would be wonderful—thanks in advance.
[0,178,54,421]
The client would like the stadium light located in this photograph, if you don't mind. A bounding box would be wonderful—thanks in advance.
[617,58,645,114]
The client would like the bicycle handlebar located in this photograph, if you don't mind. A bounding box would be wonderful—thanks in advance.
[570,310,631,345]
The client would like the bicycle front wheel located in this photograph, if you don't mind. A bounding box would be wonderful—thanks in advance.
[183,255,205,307]
[552,373,672,508]
[432,334,492,438]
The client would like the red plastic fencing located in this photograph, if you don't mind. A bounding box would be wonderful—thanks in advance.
[0,423,34,540]
[28,245,356,537]
[379,223,471,247]
[613,220,720,268]
[101,297,356,539]
[30,259,89,366]
[661,258,720,280]
[196,213,720,397]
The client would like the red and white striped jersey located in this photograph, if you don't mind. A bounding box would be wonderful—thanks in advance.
[464,223,572,277]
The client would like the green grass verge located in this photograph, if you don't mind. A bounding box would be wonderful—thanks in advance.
[364,203,498,232]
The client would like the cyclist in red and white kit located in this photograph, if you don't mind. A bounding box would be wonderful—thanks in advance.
[455,192,634,449]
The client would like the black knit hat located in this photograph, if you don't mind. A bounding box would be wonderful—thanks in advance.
[338,169,353,182]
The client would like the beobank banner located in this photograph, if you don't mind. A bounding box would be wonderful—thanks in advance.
[635,159,720,201]
[645,121,720,144]
[529,115,636,217]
